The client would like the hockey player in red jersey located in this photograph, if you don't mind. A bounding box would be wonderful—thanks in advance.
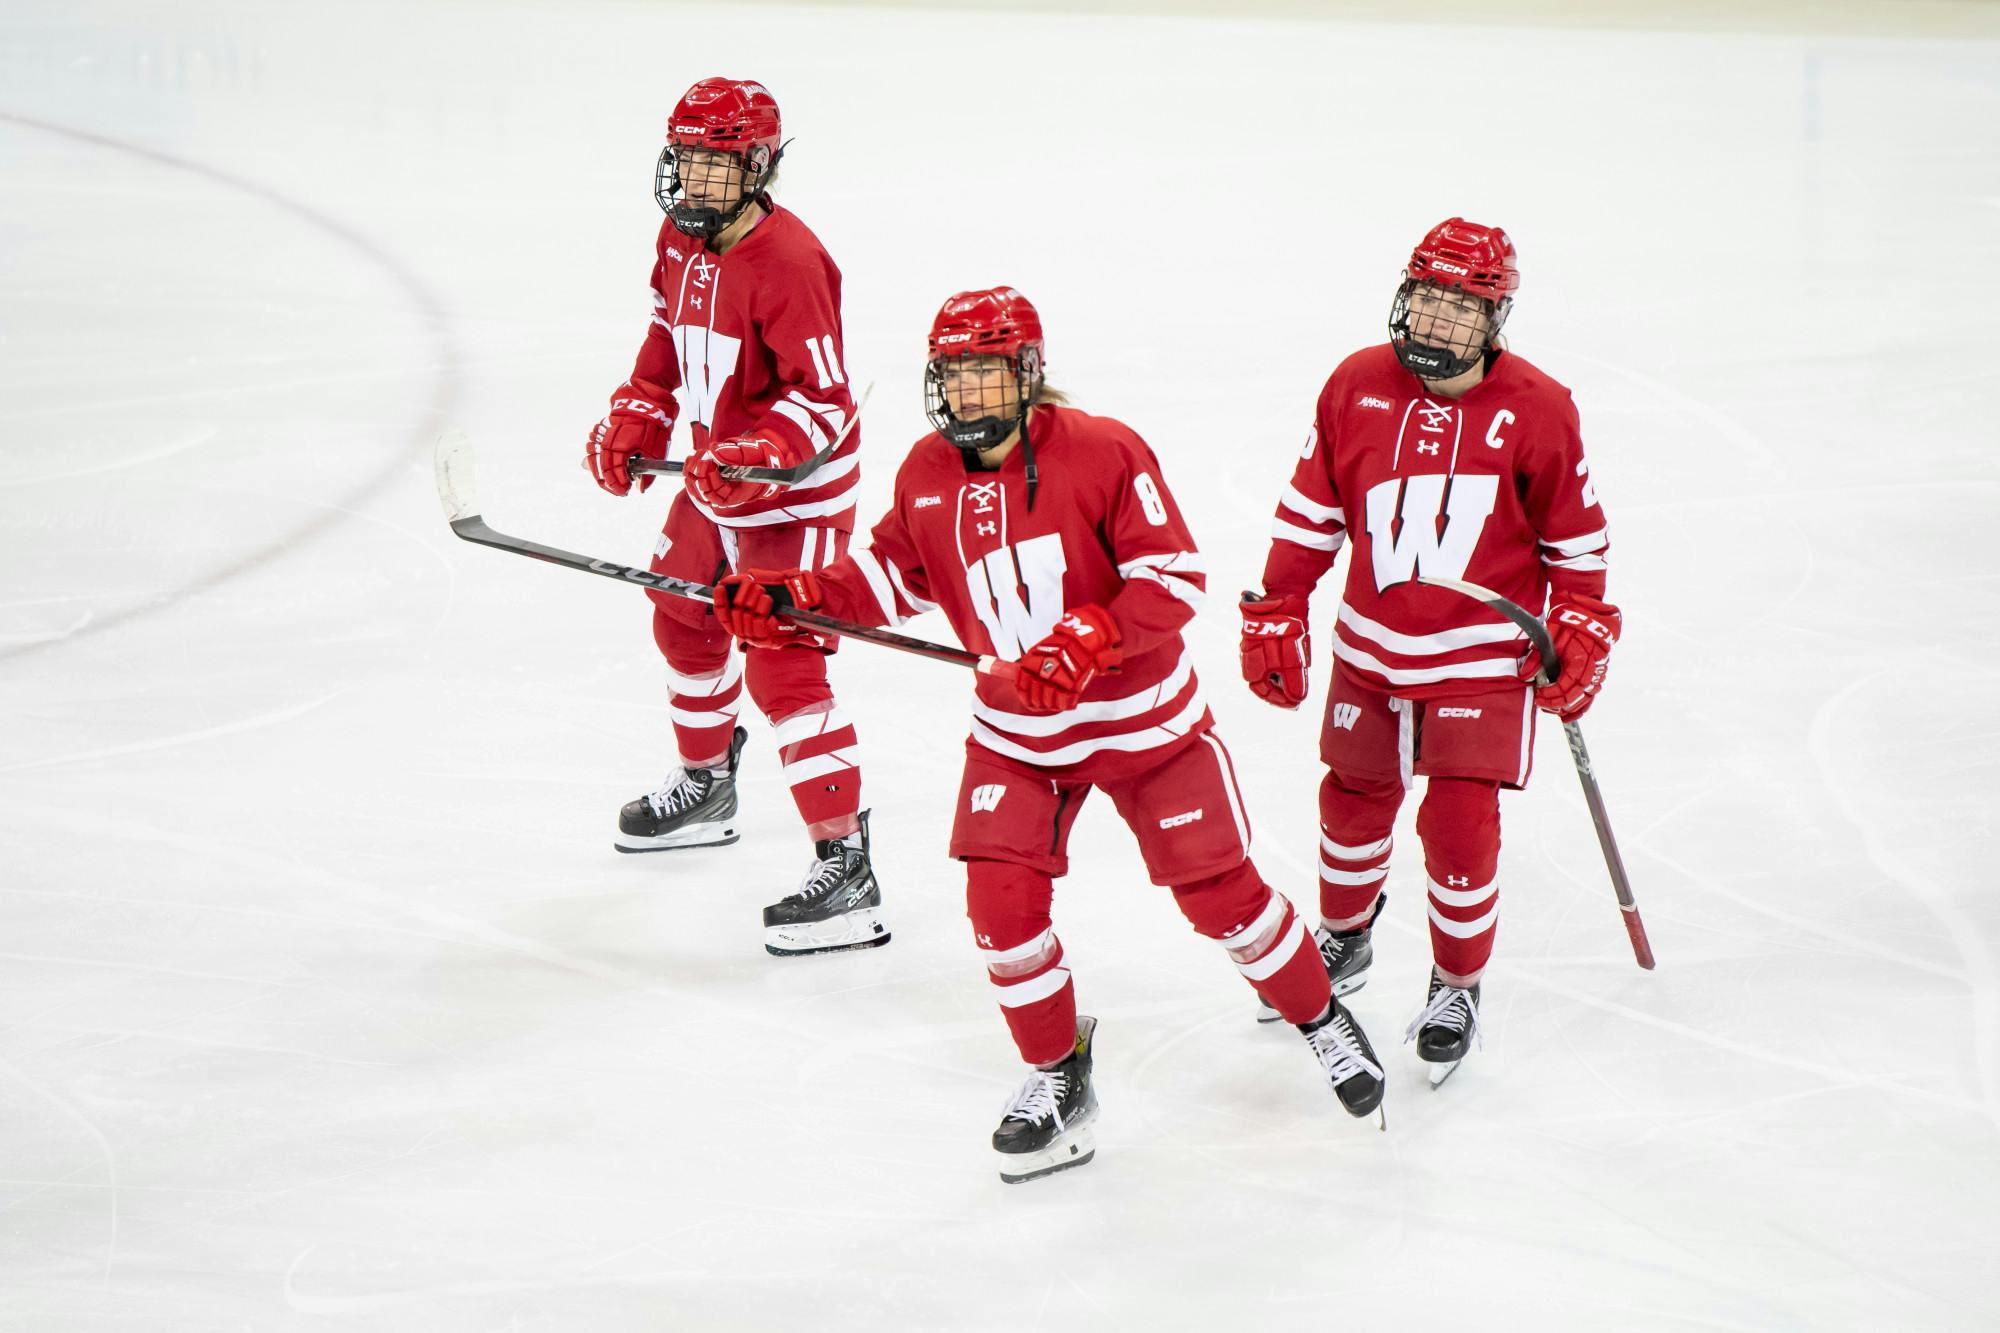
[582,77,883,957]
[711,288,1386,1180]
[1240,219,1620,1084]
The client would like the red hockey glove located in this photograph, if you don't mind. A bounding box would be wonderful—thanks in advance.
[712,568,823,647]
[1521,593,1621,721]
[1014,605,1123,714]
[584,383,673,497]
[685,435,786,509]
[1239,590,1311,709]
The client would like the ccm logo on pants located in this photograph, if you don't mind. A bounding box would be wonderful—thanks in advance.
[1158,809,1204,830]
[1435,707,1484,719]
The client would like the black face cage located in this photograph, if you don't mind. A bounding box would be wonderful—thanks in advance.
[654,142,780,238]
[1388,278,1511,381]
[924,348,1041,455]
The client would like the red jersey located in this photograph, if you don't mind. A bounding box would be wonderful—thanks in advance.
[626,203,860,530]
[1260,345,1610,700]
[813,406,1211,781]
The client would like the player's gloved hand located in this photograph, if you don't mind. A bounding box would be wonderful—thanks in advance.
[712,568,823,647]
[1522,592,1621,721]
[1239,590,1311,709]
[584,381,673,496]
[685,434,786,509]
[1013,605,1122,714]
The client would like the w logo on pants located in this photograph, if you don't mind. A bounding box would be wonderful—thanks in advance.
[969,784,1006,814]
[1332,703,1362,732]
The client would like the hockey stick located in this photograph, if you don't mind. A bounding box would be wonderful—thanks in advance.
[1415,575,1656,971]
[435,430,1015,683]
[630,383,873,484]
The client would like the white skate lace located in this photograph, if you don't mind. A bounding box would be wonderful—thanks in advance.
[786,839,860,904]
[1306,1010,1383,1084]
[643,768,710,818]
[1404,983,1481,1046]
[1000,1069,1069,1130]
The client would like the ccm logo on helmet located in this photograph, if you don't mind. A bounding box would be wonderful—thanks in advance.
[1429,261,1469,275]
[1435,706,1484,719]
[935,332,973,345]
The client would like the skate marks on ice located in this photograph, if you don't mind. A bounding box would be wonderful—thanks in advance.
[1808,668,2000,1138]
[1252,839,1985,1118]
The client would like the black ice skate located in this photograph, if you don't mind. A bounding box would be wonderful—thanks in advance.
[614,726,746,853]
[1405,969,1482,1089]
[1300,999,1387,1125]
[1257,894,1387,1023]
[762,810,890,956]
[993,1016,1099,1184]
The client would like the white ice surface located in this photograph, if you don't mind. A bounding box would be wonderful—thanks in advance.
[3,2,1998,1329]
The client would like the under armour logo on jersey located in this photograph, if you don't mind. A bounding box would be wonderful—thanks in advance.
[1333,703,1361,731]
[1416,441,1440,455]
[970,784,1005,813]
[1446,874,1470,888]
[977,933,994,948]
[977,521,997,536]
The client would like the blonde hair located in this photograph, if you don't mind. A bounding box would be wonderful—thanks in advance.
[1032,381,1070,407]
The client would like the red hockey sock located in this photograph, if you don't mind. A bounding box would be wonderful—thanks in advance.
[660,635,743,771]
[1172,863,1331,1026]
[1417,777,1502,985]
[1317,768,1402,928]
[967,859,1074,1066]
[747,643,860,841]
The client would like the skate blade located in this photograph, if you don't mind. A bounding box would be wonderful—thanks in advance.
[613,824,739,853]
[997,1126,1097,1184]
[764,907,891,957]
[1426,1059,1463,1089]
[1255,972,1367,1023]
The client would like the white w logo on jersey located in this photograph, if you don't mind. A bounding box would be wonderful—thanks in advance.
[670,324,743,430]
[965,531,1068,659]
[969,784,1006,813]
[1363,474,1499,589]
[1332,703,1362,731]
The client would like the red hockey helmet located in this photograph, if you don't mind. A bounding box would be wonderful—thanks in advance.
[667,77,782,158]
[1390,217,1520,381]
[656,78,784,238]
[1406,217,1520,302]
[925,288,1047,458]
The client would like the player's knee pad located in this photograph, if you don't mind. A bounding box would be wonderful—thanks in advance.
[1416,776,1501,875]
[652,606,731,669]
[743,641,833,721]
[1319,767,1402,843]
[964,857,1055,956]
[1168,860,1271,942]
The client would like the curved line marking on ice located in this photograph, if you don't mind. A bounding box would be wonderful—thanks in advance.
[0,111,461,665]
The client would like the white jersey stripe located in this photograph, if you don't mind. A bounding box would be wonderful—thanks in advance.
[1331,637,1521,687]
[1337,601,1524,656]
[1273,517,1344,552]
[970,688,1208,767]
[971,654,1195,736]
